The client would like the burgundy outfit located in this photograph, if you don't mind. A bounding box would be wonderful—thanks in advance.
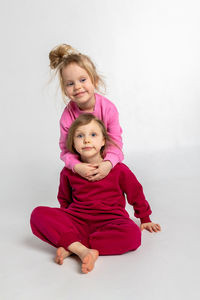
[30,163,152,255]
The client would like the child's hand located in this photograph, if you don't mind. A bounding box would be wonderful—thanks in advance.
[74,163,98,180]
[140,222,161,233]
[89,161,112,181]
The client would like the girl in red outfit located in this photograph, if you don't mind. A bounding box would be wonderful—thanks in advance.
[30,114,161,274]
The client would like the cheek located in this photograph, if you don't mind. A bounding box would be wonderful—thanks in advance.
[64,87,71,96]
[73,140,78,150]
[86,82,95,91]
[97,141,105,150]
[74,139,82,150]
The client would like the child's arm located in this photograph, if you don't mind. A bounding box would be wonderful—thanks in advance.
[104,102,124,167]
[89,102,123,181]
[121,165,152,221]
[119,164,161,232]
[57,168,73,208]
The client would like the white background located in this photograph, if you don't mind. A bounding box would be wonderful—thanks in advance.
[1,1,200,299]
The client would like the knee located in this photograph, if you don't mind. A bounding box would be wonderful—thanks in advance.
[129,224,142,250]
[30,206,46,226]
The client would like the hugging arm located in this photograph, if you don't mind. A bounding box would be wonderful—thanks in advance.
[103,104,124,168]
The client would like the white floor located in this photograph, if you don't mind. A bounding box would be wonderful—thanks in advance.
[1,146,200,300]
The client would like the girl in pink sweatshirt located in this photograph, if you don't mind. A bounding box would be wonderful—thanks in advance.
[49,44,123,181]
[30,114,161,274]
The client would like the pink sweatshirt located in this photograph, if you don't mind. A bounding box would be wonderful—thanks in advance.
[59,93,124,170]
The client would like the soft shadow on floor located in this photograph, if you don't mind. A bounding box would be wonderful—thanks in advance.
[23,236,84,273]
[23,236,55,255]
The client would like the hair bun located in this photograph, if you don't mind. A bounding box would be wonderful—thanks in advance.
[49,44,78,69]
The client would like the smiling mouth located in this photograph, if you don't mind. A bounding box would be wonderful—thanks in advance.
[75,92,85,97]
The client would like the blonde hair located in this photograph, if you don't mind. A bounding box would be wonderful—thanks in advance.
[49,44,105,102]
[67,114,115,158]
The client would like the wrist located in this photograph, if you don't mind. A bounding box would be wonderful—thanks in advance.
[140,216,151,224]
[73,163,82,173]
[103,160,112,169]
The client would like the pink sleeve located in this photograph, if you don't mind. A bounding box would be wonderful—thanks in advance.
[59,109,81,170]
[103,103,124,167]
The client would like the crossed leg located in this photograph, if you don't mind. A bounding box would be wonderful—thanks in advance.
[30,206,99,273]
[89,217,141,255]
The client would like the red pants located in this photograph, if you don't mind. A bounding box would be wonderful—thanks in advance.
[30,206,141,255]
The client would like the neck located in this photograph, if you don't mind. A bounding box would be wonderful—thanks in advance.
[81,153,103,164]
[78,95,95,112]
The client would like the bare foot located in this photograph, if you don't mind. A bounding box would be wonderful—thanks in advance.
[55,247,72,265]
[80,249,99,274]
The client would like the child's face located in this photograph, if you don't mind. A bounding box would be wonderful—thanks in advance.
[73,120,105,162]
[62,63,95,110]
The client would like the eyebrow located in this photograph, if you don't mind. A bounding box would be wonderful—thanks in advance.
[65,75,87,82]
[75,130,84,134]
[75,130,99,135]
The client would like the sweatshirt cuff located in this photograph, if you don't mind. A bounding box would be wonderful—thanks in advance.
[140,216,151,224]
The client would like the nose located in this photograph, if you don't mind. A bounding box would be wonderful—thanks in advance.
[74,81,81,90]
[83,135,90,143]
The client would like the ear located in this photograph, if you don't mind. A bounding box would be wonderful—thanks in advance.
[94,77,98,89]
[101,137,105,147]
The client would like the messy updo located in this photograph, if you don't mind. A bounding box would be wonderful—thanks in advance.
[49,44,105,102]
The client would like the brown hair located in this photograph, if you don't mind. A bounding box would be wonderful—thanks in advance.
[67,114,116,158]
[49,44,105,102]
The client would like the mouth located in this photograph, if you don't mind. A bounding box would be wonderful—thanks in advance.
[82,147,93,151]
[74,91,85,97]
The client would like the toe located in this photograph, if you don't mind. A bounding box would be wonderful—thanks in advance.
[83,255,89,264]
[83,269,89,274]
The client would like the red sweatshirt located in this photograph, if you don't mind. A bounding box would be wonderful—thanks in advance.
[57,163,152,224]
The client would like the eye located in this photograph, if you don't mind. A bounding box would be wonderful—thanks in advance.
[80,78,86,83]
[66,82,73,86]
[91,133,97,137]
[76,134,83,138]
